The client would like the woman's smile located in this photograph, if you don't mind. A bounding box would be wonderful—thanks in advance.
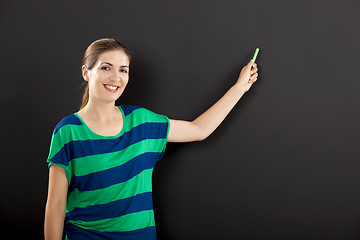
[104,84,119,93]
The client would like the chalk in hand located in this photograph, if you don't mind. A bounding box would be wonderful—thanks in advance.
[252,48,260,62]
[249,48,259,83]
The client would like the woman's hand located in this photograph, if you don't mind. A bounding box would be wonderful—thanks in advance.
[235,60,258,92]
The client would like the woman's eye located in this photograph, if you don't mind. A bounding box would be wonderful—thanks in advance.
[101,66,110,70]
[120,69,128,73]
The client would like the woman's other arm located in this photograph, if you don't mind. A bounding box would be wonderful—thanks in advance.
[168,60,258,142]
[44,165,68,240]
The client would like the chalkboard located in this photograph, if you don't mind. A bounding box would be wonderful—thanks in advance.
[1,1,359,239]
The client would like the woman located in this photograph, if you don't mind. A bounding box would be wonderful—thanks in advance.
[44,38,258,240]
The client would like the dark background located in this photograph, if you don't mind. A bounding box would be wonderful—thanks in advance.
[1,0,360,239]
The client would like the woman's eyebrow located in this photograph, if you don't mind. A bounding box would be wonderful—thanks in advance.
[101,62,129,68]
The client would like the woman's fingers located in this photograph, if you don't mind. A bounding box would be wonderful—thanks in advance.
[250,64,258,74]
[240,60,259,85]
[250,62,258,81]
[249,73,258,83]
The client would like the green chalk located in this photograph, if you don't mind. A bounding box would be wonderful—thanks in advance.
[252,48,260,62]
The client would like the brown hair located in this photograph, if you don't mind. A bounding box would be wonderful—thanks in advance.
[80,38,132,110]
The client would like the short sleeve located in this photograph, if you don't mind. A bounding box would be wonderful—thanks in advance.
[46,125,72,184]
[144,108,170,161]
[122,105,170,161]
[154,113,170,155]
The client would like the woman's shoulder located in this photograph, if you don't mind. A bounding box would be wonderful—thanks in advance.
[53,113,82,135]
[119,105,168,122]
[120,105,161,116]
[120,105,144,116]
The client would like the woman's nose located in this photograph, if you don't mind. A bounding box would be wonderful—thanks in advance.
[112,71,122,81]
[112,71,127,84]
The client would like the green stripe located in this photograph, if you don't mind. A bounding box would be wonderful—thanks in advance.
[48,107,167,160]
[67,168,153,211]
[130,107,167,123]
[69,210,155,232]
[71,138,165,177]
[47,128,66,160]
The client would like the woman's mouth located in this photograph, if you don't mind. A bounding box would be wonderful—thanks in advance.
[104,84,119,92]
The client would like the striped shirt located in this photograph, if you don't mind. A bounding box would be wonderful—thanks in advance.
[47,105,169,240]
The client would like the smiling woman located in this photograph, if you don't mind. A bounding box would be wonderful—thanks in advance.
[44,38,259,240]
[81,50,130,108]
[79,39,132,110]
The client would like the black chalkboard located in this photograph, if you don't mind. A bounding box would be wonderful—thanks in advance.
[1,1,359,239]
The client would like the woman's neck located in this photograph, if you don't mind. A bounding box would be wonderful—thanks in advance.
[79,100,119,122]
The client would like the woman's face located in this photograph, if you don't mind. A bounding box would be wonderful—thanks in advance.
[83,50,130,104]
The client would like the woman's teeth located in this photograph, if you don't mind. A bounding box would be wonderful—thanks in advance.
[105,85,118,90]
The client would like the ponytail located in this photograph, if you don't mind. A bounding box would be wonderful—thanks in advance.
[80,84,89,110]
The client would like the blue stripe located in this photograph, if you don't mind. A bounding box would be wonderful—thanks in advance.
[50,122,168,166]
[66,223,156,240]
[49,142,73,167]
[69,152,158,192]
[54,114,83,135]
[122,105,142,116]
[66,192,153,222]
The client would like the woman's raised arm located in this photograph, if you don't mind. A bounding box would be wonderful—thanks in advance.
[168,60,258,143]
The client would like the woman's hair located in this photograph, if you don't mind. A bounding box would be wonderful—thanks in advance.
[80,38,132,110]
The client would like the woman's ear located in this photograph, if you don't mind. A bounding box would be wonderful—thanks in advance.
[82,65,89,81]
